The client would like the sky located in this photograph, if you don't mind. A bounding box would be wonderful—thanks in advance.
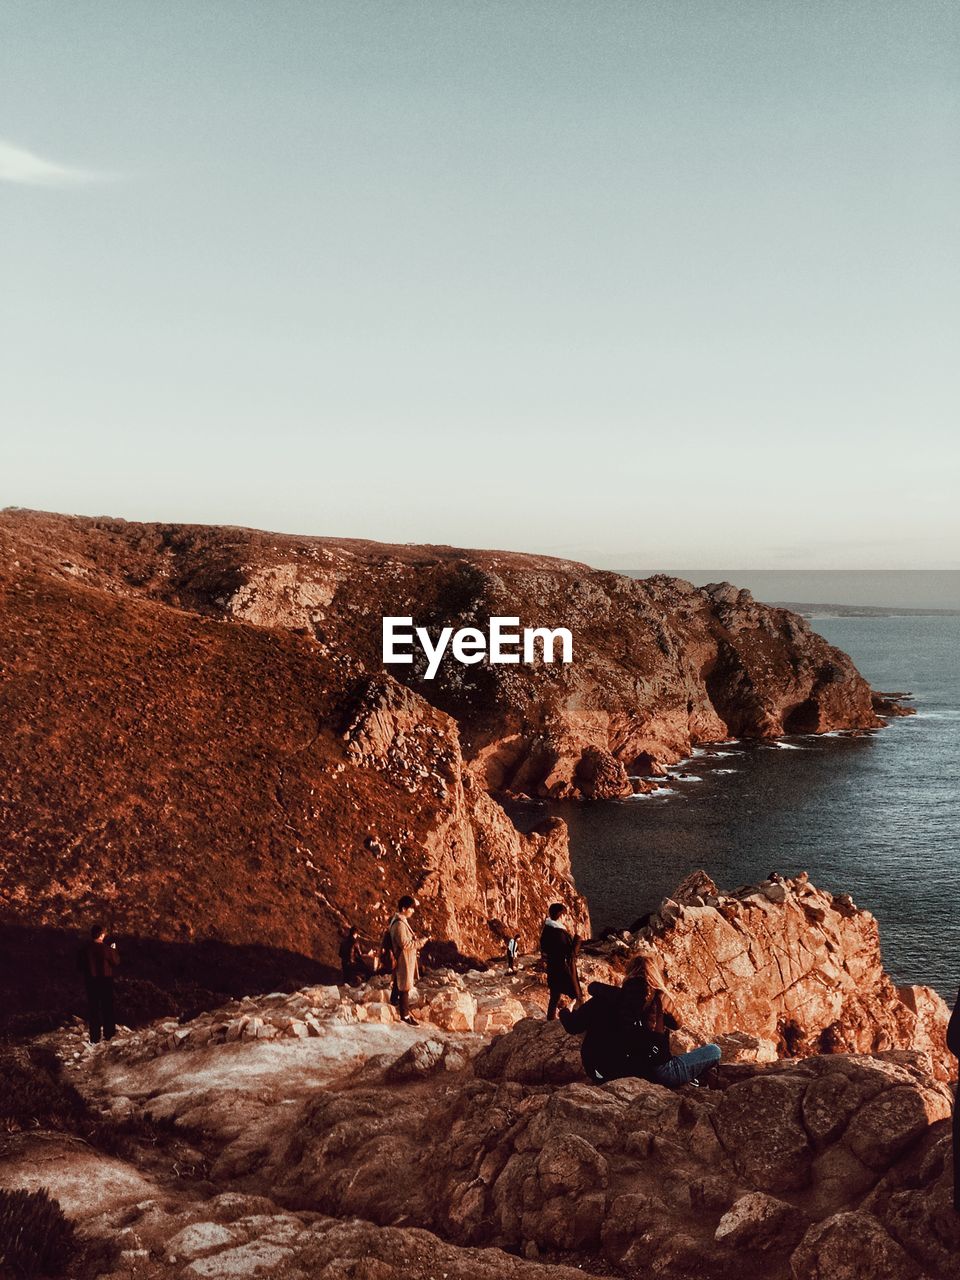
[2,1,958,569]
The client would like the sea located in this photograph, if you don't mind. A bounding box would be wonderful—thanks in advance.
[512,615,960,999]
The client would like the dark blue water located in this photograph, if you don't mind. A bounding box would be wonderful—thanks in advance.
[515,617,960,996]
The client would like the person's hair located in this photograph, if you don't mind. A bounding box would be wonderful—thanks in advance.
[398,895,416,911]
[547,902,566,921]
[91,924,107,939]
[626,953,666,1004]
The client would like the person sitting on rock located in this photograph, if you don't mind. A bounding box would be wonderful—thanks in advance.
[339,926,372,986]
[560,956,721,1088]
[388,896,420,1026]
[539,902,582,1020]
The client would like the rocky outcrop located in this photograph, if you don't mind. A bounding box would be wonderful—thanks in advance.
[1,510,903,805]
[0,881,953,1280]
[595,871,953,1082]
[261,1024,957,1279]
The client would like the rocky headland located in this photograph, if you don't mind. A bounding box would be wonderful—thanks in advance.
[0,509,910,969]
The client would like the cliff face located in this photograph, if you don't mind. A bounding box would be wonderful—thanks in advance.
[2,510,896,807]
[0,508,906,964]
[0,547,585,960]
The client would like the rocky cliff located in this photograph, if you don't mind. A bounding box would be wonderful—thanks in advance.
[2,509,903,806]
[0,535,583,963]
[0,509,907,968]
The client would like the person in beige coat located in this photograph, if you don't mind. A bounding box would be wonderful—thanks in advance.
[388,895,420,1025]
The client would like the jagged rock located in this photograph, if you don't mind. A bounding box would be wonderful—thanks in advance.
[627,873,953,1081]
[714,1191,809,1251]
[475,996,527,1035]
[166,1221,237,1261]
[473,1017,583,1085]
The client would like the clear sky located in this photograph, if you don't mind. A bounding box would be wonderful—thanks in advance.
[2,1,957,568]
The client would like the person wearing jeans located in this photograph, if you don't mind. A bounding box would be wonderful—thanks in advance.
[652,1041,722,1087]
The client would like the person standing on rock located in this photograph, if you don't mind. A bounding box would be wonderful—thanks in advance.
[388,896,420,1026]
[77,924,120,1044]
[506,933,520,973]
[539,903,582,1020]
[339,926,373,986]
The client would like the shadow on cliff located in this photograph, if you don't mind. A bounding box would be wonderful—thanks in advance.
[0,923,339,1042]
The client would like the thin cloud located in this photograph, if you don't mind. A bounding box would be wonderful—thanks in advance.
[0,138,112,187]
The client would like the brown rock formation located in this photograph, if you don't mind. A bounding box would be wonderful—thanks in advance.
[611,872,953,1082]
[1,509,898,804]
[262,1025,957,1279]
[1,884,954,1280]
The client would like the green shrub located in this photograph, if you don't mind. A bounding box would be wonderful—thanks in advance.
[0,1188,78,1278]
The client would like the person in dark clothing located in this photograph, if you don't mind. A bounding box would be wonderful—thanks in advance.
[560,958,721,1088]
[948,986,960,1212]
[339,926,372,985]
[77,925,120,1044]
[539,903,582,1020]
[506,934,520,973]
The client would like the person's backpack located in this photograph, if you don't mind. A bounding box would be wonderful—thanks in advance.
[625,1023,671,1078]
[616,985,671,1079]
[379,923,397,974]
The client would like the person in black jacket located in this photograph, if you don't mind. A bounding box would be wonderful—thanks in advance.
[539,903,582,1020]
[77,925,120,1044]
[561,957,721,1088]
[948,986,960,1212]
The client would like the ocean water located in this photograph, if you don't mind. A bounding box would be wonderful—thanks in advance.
[515,616,960,997]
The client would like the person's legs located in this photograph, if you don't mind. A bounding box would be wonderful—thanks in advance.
[86,980,102,1044]
[398,988,418,1024]
[546,988,562,1020]
[954,1090,959,1212]
[390,976,400,1007]
[101,980,116,1040]
[653,1043,722,1088]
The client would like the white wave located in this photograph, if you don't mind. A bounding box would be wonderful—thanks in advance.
[773,741,804,749]
[671,773,703,782]
[714,768,738,774]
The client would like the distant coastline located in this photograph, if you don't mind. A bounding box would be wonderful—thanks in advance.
[773,602,960,618]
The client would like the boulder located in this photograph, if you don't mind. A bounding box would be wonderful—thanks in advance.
[714,1191,808,1251]
[427,990,477,1033]
[790,1211,929,1280]
[386,1039,447,1082]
